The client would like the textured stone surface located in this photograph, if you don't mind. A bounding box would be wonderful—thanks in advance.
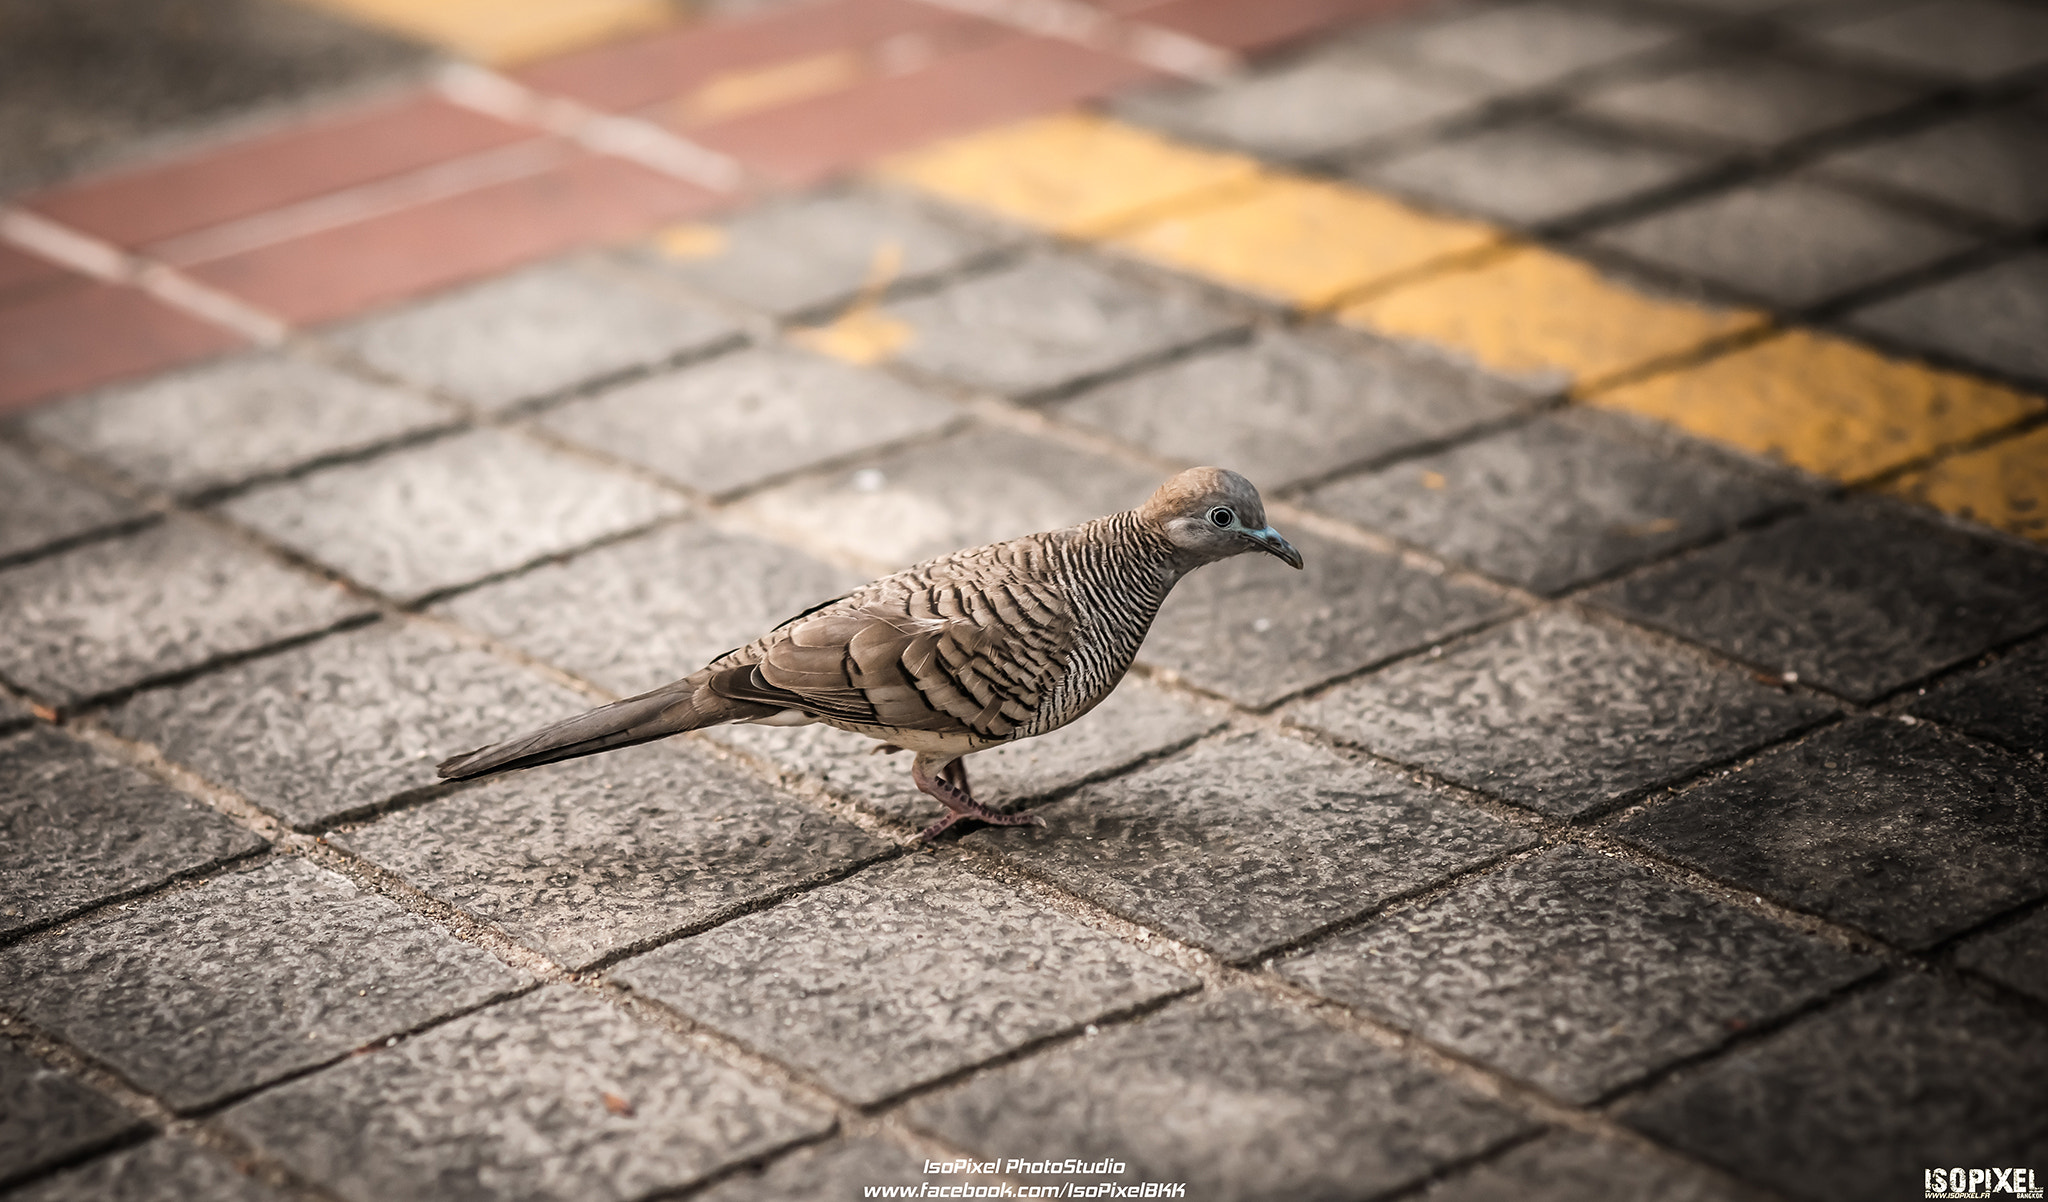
[1284,846,1872,1102]
[1401,1,1695,87]
[1054,327,1535,490]
[0,857,527,1112]
[1957,906,2048,1004]
[338,740,893,970]
[219,428,687,603]
[730,425,1157,569]
[10,1138,290,1202]
[538,345,959,498]
[1585,175,1978,309]
[1910,636,2048,755]
[0,517,369,705]
[1805,0,2048,81]
[614,856,1197,1104]
[104,620,592,829]
[1307,411,1802,595]
[220,985,830,1202]
[1356,114,1715,227]
[696,1139,968,1202]
[1575,50,1923,149]
[0,726,264,937]
[1142,526,1517,708]
[1621,974,2048,1201]
[1423,1130,1770,1202]
[0,442,142,564]
[1844,250,2048,388]
[1613,717,2048,949]
[0,1042,145,1190]
[1814,99,2048,228]
[974,731,1535,961]
[708,673,1226,826]
[1114,41,1499,160]
[1587,503,2048,702]
[884,254,1242,400]
[907,990,1537,1202]
[25,351,451,495]
[1290,610,1834,817]
[328,258,743,412]
[440,519,860,697]
[638,187,1007,319]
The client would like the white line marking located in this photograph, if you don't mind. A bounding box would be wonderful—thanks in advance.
[906,0,1240,82]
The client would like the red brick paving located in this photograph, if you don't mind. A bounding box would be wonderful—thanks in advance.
[0,245,78,309]
[0,279,244,414]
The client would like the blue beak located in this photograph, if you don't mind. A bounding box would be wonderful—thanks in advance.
[1248,525,1304,569]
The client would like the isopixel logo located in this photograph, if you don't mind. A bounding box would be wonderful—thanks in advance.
[1925,1166,2042,1199]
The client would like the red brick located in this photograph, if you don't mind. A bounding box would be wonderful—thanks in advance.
[692,35,1157,187]
[0,245,79,308]
[187,153,721,327]
[516,0,993,113]
[1140,0,1417,52]
[0,280,242,414]
[25,92,534,252]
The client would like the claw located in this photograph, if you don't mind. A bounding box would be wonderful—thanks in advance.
[911,753,1043,841]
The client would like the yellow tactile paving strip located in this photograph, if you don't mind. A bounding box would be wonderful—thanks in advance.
[880,115,2048,544]
[293,0,673,64]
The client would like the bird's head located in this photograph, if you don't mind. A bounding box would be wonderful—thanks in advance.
[1139,467,1304,571]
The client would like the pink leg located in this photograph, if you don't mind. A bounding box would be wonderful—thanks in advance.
[911,754,1045,841]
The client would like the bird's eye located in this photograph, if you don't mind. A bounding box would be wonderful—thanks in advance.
[1208,507,1234,528]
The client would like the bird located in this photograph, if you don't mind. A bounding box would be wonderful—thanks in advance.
[437,466,1303,840]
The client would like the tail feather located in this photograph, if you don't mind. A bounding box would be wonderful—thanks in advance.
[436,676,746,781]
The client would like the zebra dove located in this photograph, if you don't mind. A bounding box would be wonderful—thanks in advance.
[438,466,1302,839]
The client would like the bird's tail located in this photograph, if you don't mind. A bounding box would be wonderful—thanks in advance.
[436,674,752,781]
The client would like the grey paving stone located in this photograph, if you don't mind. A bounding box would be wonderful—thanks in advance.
[1584,174,1978,309]
[1113,41,1502,160]
[1843,250,2048,388]
[220,985,830,1202]
[538,345,959,498]
[10,1138,290,1202]
[1284,845,1873,1102]
[0,442,143,564]
[634,186,1008,319]
[1141,526,1518,709]
[337,740,893,970]
[1805,0,2048,81]
[1401,1,1698,88]
[696,1138,969,1202]
[1620,973,2048,1202]
[707,673,1226,826]
[1957,906,2048,1004]
[906,989,1537,1202]
[1575,49,1925,149]
[24,351,451,496]
[1053,327,1537,491]
[972,730,1535,962]
[103,620,592,830]
[729,425,1157,569]
[328,258,743,413]
[439,519,861,697]
[0,1042,145,1190]
[0,691,28,734]
[613,856,1197,1105]
[884,254,1243,401]
[1612,716,2048,949]
[0,857,528,1113]
[1587,503,2048,702]
[1910,635,2048,755]
[1307,411,1802,595]
[219,427,687,603]
[1813,99,2048,228]
[1290,610,1835,818]
[0,517,370,706]
[1,726,264,938]
[1352,113,1717,228]
[1421,1129,1771,1202]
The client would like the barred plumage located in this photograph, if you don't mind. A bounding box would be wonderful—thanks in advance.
[437,466,1302,839]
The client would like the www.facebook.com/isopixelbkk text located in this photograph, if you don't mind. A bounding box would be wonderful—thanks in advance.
[860,1160,1189,1198]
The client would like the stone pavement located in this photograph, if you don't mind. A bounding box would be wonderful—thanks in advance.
[3,0,2048,1199]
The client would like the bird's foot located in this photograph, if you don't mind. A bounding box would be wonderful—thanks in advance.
[912,756,1045,842]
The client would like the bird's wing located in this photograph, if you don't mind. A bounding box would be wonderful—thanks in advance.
[706,583,1077,740]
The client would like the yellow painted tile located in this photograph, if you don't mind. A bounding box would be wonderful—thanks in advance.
[295,0,671,64]
[1113,177,1497,309]
[1885,426,2048,542]
[672,51,864,126]
[876,114,1261,238]
[1590,330,2045,482]
[1339,246,1763,391]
